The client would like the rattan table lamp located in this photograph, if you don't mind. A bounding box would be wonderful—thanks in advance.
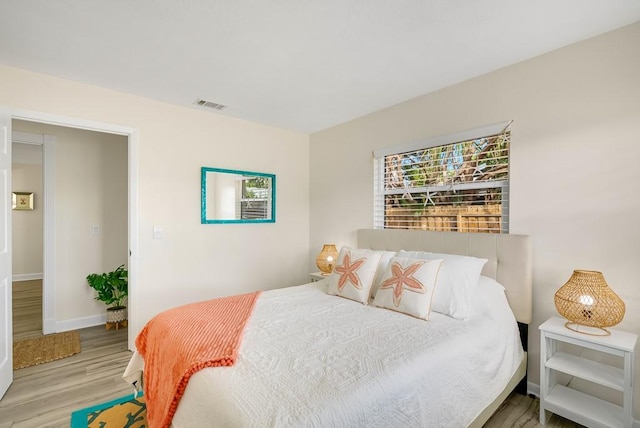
[316,244,339,276]
[554,270,625,336]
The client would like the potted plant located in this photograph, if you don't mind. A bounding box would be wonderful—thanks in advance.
[86,264,128,328]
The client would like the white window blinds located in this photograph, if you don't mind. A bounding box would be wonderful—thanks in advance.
[373,122,511,233]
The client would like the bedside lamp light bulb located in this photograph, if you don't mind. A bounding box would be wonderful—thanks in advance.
[579,295,594,307]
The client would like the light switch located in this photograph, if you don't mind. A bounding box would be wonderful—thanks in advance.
[92,225,101,235]
[153,225,163,239]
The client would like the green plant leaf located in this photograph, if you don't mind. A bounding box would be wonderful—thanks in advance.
[86,264,128,308]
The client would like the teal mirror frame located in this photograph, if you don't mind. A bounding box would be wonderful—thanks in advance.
[201,167,276,224]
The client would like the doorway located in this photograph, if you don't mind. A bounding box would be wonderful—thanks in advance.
[12,120,130,337]
[0,110,138,401]
[8,113,138,347]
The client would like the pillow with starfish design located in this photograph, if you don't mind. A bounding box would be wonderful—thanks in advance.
[372,256,443,320]
[327,247,384,304]
[397,251,487,319]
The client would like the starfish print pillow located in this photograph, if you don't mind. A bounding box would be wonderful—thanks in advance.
[327,248,383,304]
[372,256,443,320]
[397,251,487,319]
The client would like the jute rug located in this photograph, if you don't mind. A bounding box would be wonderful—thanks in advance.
[13,330,81,369]
[70,393,146,428]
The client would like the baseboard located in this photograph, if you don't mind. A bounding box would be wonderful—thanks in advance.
[43,317,56,335]
[55,314,106,333]
[12,273,43,282]
[528,382,640,426]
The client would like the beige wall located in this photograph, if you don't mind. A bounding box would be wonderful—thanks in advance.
[11,160,43,277]
[310,22,640,414]
[0,63,310,339]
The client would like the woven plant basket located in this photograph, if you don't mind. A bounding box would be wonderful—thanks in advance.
[554,270,625,335]
[106,306,128,323]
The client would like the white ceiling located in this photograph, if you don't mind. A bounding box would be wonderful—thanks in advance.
[1,1,639,133]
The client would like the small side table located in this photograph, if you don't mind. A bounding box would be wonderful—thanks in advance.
[106,320,128,330]
[539,317,637,428]
[310,272,329,282]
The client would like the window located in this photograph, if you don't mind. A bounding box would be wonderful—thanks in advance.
[239,177,272,220]
[373,122,510,233]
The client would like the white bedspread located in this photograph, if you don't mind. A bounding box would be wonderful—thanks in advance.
[157,280,523,428]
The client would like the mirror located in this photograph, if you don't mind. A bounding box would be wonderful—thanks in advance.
[201,167,276,224]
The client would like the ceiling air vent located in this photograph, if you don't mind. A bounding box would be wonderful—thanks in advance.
[194,98,228,111]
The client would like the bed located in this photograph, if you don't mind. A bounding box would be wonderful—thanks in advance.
[125,229,532,427]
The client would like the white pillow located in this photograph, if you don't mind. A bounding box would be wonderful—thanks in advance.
[397,250,488,319]
[327,247,383,304]
[471,276,516,323]
[372,256,443,320]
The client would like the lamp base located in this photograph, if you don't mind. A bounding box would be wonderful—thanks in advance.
[564,321,610,336]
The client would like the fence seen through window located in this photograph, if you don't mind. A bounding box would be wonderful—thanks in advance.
[375,127,510,233]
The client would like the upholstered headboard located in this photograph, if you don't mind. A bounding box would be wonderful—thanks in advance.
[357,229,532,324]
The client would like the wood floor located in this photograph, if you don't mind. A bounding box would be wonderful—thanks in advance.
[485,393,583,428]
[1,281,583,428]
[12,280,43,341]
[0,281,132,428]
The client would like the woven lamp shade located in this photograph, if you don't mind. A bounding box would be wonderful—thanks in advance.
[316,244,339,275]
[554,270,625,336]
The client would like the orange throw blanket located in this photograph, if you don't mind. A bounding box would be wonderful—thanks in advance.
[136,291,261,428]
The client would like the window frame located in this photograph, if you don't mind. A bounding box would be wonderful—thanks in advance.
[373,121,511,233]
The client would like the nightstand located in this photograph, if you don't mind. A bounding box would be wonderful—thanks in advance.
[310,272,328,282]
[539,317,637,428]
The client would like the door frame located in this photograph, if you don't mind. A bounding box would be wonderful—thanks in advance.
[1,110,13,399]
[8,107,139,350]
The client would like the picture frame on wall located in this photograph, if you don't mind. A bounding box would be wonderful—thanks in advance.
[12,192,34,210]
